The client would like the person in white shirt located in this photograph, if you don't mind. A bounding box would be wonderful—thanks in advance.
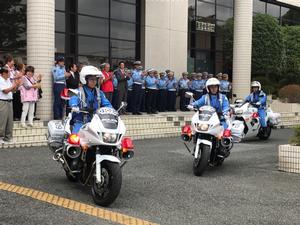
[0,66,21,144]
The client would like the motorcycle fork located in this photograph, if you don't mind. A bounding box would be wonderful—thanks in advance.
[95,147,102,184]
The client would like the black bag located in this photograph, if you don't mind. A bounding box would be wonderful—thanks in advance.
[38,88,43,99]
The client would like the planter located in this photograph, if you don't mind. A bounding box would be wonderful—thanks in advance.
[278,144,300,174]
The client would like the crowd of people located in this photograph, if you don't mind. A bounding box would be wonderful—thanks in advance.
[0,54,42,144]
[0,54,233,144]
[53,58,232,118]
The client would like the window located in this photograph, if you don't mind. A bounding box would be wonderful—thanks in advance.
[78,0,109,18]
[253,0,266,14]
[78,15,109,38]
[216,0,233,8]
[55,0,65,11]
[111,0,136,22]
[267,3,280,18]
[55,33,65,53]
[110,21,136,41]
[216,5,233,21]
[111,40,135,59]
[55,11,65,32]
[78,36,109,57]
[197,1,215,19]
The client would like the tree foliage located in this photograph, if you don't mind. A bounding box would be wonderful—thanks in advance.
[0,0,26,53]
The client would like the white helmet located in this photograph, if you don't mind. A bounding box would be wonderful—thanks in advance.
[206,78,220,93]
[251,81,261,91]
[80,65,103,85]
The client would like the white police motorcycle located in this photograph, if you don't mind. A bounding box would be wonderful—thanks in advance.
[231,101,280,142]
[47,89,134,207]
[182,92,233,176]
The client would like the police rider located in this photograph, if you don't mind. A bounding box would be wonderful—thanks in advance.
[189,78,230,130]
[244,81,267,132]
[69,66,112,133]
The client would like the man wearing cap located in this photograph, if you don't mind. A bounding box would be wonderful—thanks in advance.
[166,71,178,111]
[145,68,158,114]
[131,61,145,115]
[157,72,167,112]
[194,73,205,100]
[178,72,190,111]
[52,56,71,120]
[220,73,232,100]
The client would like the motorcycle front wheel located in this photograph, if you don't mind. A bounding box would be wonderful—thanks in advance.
[91,161,122,207]
[193,144,211,176]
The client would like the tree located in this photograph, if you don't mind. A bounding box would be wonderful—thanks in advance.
[0,0,26,54]
[251,14,284,76]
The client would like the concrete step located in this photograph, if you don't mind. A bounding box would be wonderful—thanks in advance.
[13,127,48,136]
[127,126,181,136]
[12,133,47,143]
[130,131,181,140]
[13,121,45,129]
[126,121,185,130]
[0,140,48,149]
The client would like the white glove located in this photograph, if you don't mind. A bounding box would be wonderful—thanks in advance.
[256,102,261,106]
[72,107,80,113]
[187,105,194,110]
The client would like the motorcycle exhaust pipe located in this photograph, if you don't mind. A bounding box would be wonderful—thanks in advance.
[181,134,192,142]
[66,146,82,159]
[221,137,233,148]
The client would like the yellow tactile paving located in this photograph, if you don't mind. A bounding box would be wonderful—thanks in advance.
[0,181,159,225]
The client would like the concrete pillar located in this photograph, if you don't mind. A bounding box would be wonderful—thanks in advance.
[141,0,188,77]
[27,0,55,120]
[232,0,253,99]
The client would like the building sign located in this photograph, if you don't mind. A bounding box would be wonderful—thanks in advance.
[196,21,215,32]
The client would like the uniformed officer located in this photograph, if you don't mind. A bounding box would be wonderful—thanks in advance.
[193,73,205,100]
[166,71,178,111]
[216,73,223,81]
[202,72,209,95]
[131,61,145,115]
[145,68,158,114]
[157,72,167,112]
[220,73,232,100]
[178,72,190,111]
[112,73,119,109]
[126,70,133,113]
[52,56,71,119]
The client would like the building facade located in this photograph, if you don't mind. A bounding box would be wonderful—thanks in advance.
[0,0,299,120]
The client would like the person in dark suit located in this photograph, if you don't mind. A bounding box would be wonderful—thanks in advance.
[114,61,130,114]
[66,63,80,115]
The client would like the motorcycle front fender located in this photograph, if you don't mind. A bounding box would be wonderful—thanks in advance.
[95,155,121,184]
[194,138,212,159]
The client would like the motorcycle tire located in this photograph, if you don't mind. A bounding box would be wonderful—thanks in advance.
[258,125,272,140]
[91,161,122,207]
[193,144,211,176]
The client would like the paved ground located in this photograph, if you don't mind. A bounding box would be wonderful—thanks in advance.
[0,129,299,225]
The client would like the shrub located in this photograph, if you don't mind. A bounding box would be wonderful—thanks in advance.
[290,126,300,146]
[278,84,300,103]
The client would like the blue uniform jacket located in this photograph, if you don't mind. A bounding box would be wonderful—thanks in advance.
[192,93,230,115]
[127,77,133,90]
[69,85,112,123]
[52,65,66,83]
[145,76,157,89]
[158,78,167,90]
[178,78,189,90]
[220,80,231,92]
[132,69,144,84]
[166,78,178,90]
[245,91,267,109]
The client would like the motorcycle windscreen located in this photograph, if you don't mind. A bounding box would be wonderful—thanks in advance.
[96,107,119,129]
[198,106,215,121]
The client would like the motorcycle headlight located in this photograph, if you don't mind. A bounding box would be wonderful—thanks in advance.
[102,133,118,143]
[196,123,209,131]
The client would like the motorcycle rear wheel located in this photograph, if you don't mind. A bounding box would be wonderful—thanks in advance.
[193,144,211,176]
[91,161,122,207]
[258,125,272,140]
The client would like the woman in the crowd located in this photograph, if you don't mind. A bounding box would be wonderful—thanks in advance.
[0,66,21,143]
[13,63,26,120]
[100,63,113,102]
[19,66,41,128]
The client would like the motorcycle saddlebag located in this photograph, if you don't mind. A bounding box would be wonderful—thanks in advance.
[47,120,64,151]
[231,120,245,142]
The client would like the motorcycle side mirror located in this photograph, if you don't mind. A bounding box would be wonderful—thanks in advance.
[117,101,127,112]
[185,92,194,98]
